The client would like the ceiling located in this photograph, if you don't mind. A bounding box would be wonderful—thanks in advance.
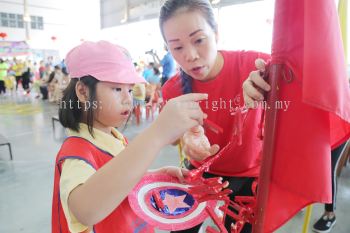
[100,0,262,28]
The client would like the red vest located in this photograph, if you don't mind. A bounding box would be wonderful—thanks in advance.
[52,136,154,233]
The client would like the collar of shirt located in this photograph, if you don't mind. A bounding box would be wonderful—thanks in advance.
[67,123,126,157]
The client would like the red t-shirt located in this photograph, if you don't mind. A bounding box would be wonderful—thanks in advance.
[162,50,270,177]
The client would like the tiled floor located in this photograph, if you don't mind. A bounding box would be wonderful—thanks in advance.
[0,94,349,233]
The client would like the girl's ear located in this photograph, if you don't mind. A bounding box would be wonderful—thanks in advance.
[75,81,90,102]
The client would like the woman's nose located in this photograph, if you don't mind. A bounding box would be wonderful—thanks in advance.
[185,46,199,62]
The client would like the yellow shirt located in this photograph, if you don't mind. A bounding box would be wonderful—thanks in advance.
[12,63,24,76]
[60,123,126,233]
[132,83,146,101]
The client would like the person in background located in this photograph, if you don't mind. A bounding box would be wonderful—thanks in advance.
[132,82,146,125]
[21,67,32,93]
[11,58,24,90]
[312,141,348,233]
[147,45,177,86]
[0,58,9,95]
[4,70,16,95]
[147,67,162,105]
[39,60,46,79]
[61,59,68,75]
[48,65,64,102]
[142,61,155,81]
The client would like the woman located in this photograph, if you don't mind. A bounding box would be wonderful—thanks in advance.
[159,0,270,232]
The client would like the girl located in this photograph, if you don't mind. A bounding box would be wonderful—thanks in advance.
[52,40,208,233]
[159,0,270,232]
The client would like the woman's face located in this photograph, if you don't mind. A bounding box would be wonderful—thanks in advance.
[163,10,219,81]
[94,82,133,130]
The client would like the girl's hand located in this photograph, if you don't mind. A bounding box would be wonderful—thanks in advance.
[152,93,208,147]
[182,126,220,161]
[150,166,189,183]
[242,59,271,108]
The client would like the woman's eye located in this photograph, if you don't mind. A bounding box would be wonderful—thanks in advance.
[195,38,205,44]
[115,88,122,92]
[173,46,182,51]
[129,89,133,93]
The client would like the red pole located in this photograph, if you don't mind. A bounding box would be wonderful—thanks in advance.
[252,63,282,233]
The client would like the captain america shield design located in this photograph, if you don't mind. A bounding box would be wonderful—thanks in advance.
[128,173,217,231]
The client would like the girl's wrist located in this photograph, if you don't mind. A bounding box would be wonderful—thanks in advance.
[145,124,166,149]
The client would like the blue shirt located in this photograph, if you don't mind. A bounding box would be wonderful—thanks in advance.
[146,74,161,84]
[142,68,153,80]
[160,52,176,78]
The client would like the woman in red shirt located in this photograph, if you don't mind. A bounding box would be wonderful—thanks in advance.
[160,0,270,232]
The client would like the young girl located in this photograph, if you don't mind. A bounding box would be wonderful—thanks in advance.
[159,0,270,232]
[52,40,208,233]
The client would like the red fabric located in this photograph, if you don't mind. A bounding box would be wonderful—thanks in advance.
[162,50,270,177]
[263,0,350,232]
[52,137,154,233]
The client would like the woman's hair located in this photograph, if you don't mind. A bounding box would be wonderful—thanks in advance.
[159,0,217,40]
[159,0,217,94]
[59,75,99,136]
[180,69,193,94]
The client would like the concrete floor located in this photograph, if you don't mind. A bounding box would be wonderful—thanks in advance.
[0,93,349,233]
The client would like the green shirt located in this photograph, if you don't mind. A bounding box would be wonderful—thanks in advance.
[0,62,9,81]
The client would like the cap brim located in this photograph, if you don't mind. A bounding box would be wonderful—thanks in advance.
[91,68,146,84]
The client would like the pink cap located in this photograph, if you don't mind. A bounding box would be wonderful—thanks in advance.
[65,40,145,84]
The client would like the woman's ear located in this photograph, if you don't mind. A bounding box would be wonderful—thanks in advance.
[75,81,89,103]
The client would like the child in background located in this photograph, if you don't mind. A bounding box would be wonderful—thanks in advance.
[4,73,16,95]
[0,58,9,95]
[132,82,146,125]
[145,67,162,119]
[133,83,146,105]
[52,41,208,233]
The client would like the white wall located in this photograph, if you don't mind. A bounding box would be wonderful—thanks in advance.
[99,18,164,63]
[0,0,101,58]
[217,0,274,53]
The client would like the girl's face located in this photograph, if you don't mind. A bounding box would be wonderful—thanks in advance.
[94,82,133,131]
[163,10,221,81]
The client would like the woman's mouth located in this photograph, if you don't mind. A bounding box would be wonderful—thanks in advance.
[191,66,205,75]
